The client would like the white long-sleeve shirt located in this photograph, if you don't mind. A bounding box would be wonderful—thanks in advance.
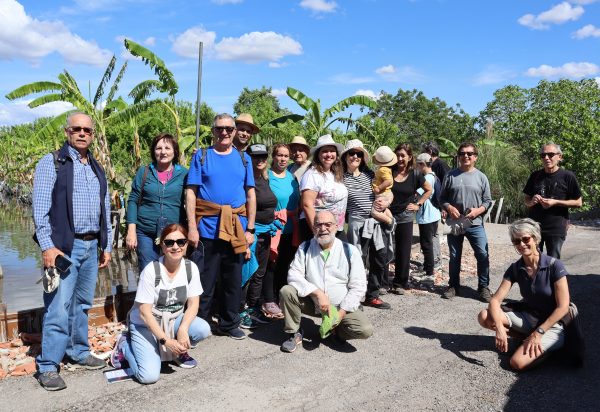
[287,238,367,313]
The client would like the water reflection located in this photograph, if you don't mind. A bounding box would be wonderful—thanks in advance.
[0,201,139,312]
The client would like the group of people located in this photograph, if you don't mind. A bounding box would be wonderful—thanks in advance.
[31,111,583,391]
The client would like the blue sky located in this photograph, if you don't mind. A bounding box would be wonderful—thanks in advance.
[1,0,599,126]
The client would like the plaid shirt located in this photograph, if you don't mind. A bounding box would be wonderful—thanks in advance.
[33,145,113,252]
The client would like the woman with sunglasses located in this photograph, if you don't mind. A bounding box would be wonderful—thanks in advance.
[126,133,188,273]
[110,224,210,383]
[477,218,572,370]
[342,140,393,309]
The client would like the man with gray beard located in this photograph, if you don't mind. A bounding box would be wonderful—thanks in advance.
[279,211,373,353]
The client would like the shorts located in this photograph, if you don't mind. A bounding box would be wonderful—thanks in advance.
[504,310,565,352]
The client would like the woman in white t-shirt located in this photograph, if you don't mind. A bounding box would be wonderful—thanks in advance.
[299,134,348,242]
[110,224,210,384]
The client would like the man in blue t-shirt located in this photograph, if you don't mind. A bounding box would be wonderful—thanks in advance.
[186,113,256,340]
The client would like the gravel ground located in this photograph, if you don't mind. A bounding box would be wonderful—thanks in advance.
[0,223,597,411]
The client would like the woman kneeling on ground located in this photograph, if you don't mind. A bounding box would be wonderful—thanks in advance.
[111,224,210,383]
[477,218,571,371]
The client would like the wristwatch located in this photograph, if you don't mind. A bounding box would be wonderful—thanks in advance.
[159,337,167,345]
[246,227,255,234]
[536,327,545,335]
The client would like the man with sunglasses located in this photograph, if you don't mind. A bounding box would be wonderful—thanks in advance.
[186,113,256,340]
[440,142,493,302]
[32,112,112,390]
[523,143,582,259]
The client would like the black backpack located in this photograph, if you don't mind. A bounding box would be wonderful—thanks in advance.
[429,173,443,210]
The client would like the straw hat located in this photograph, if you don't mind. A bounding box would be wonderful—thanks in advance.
[235,113,260,134]
[341,139,370,163]
[289,135,310,151]
[372,146,398,167]
[310,134,344,156]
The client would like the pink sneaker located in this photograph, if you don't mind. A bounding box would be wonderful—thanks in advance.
[262,302,284,319]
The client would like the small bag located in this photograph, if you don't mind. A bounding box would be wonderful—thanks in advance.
[41,267,60,293]
[443,215,473,236]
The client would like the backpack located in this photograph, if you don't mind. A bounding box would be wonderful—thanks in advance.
[198,147,247,168]
[302,239,352,270]
[153,259,193,287]
[428,172,443,210]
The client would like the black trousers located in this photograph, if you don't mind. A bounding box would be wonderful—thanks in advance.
[196,238,243,331]
[265,233,297,303]
[365,237,390,300]
[418,221,438,277]
[245,233,271,307]
[393,221,413,287]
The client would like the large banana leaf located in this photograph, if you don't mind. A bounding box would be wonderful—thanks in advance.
[5,81,62,100]
[34,111,74,144]
[323,95,378,119]
[105,61,128,105]
[28,93,64,108]
[286,87,316,112]
[129,80,162,103]
[93,56,116,107]
[265,114,304,127]
[124,39,178,96]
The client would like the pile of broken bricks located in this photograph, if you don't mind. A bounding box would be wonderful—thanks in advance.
[0,322,126,380]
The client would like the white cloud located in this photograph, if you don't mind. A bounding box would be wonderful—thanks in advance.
[329,73,374,84]
[268,62,288,68]
[375,64,396,75]
[143,36,156,46]
[211,0,243,4]
[518,2,584,30]
[573,24,600,39]
[525,62,600,78]
[215,31,302,63]
[0,0,112,66]
[374,65,424,83]
[472,65,517,86]
[171,26,217,58]
[354,89,380,100]
[569,0,597,4]
[0,99,75,126]
[300,0,337,13]
[270,88,287,97]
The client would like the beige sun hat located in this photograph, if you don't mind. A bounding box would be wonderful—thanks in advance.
[310,134,344,156]
[341,139,370,163]
[372,146,398,167]
[235,113,260,134]
[289,135,310,151]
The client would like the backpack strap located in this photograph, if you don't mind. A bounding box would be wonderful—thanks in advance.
[302,240,352,270]
[199,147,207,166]
[153,261,161,287]
[137,165,150,207]
[200,147,247,168]
[237,148,247,168]
[52,150,61,173]
[185,259,192,284]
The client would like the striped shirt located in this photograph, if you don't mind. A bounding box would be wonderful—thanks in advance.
[33,144,113,252]
[344,169,375,218]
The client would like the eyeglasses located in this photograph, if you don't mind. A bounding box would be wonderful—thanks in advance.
[213,126,235,134]
[314,222,335,229]
[540,152,558,159]
[511,235,532,246]
[347,150,364,158]
[237,127,253,134]
[67,126,94,135]
[163,238,188,248]
[458,151,476,157]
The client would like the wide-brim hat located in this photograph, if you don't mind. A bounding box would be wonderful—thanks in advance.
[372,146,398,167]
[289,135,310,151]
[247,143,268,157]
[235,113,260,134]
[340,139,370,163]
[310,134,344,157]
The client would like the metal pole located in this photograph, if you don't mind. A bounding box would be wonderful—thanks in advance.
[195,42,204,149]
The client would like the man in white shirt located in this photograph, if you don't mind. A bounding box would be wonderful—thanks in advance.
[279,211,373,353]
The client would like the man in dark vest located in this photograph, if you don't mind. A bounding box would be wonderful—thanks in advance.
[32,112,112,391]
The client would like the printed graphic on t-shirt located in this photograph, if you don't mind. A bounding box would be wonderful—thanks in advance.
[156,285,186,312]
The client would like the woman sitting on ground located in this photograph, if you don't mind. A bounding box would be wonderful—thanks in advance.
[477,218,571,370]
[111,224,210,383]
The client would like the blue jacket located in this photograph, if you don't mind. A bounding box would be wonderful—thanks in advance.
[126,163,188,236]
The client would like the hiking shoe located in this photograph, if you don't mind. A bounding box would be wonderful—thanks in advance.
[175,352,198,369]
[478,287,493,303]
[216,327,246,340]
[281,329,303,353]
[247,307,271,324]
[37,371,66,391]
[378,288,388,296]
[262,302,284,319]
[66,354,106,370]
[364,297,391,310]
[442,286,459,299]
[389,285,407,295]
[239,312,259,329]
[110,333,127,369]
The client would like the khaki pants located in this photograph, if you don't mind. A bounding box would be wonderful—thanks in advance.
[279,285,373,341]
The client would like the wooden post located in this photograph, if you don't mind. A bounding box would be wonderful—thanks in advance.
[494,197,504,224]
[195,42,204,150]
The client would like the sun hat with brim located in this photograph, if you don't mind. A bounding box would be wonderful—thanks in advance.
[289,135,310,151]
[341,139,370,163]
[310,134,344,157]
[247,143,268,156]
[235,113,260,134]
[416,153,432,164]
[372,146,398,167]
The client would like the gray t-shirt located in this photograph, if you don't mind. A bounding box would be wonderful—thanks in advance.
[440,168,492,226]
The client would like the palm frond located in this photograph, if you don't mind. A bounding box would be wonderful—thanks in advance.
[129,80,162,103]
[124,39,178,95]
[286,87,316,112]
[323,95,378,118]
[5,81,62,100]
[28,93,65,108]
[105,61,128,105]
[93,55,116,107]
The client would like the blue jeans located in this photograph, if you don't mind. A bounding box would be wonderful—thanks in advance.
[36,239,98,373]
[123,315,211,384]
[447,224,490,289]
[136,229,160,273]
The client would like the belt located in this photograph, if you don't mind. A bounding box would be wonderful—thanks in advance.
[74,232,99,241]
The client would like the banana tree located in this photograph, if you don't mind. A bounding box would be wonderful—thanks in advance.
[286,87,378,144]
[5,56,128,182]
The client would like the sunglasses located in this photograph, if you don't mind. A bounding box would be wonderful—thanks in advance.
[458,151,476,157]
[68,126,94,135]
[511,235,532,246]
[213,126,235,134]
[163,238,188,248]
[347,150,364,158]
[540,152,558,159]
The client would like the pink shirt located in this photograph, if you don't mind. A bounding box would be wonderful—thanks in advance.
[157,168,173,184]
